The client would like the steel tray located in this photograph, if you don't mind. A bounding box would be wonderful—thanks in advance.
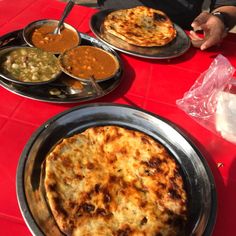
[0,30,123,103]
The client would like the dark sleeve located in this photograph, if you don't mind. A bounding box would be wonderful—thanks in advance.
[211,0,236,9]
[97,0,143,9]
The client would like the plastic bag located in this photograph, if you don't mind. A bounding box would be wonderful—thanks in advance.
[176,54,236,144]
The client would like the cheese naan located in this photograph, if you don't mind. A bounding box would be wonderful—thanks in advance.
[103,6,177,47]
[44,126,187,236]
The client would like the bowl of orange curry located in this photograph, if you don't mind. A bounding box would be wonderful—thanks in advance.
[59,45,120,82]
[23,19,81,54]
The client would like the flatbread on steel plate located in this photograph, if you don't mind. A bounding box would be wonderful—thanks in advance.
[103,6,177,47]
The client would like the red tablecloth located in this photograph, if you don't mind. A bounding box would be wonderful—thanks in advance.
[0,0,236,235]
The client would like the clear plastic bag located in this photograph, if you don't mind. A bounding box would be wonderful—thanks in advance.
[176,54,236,144]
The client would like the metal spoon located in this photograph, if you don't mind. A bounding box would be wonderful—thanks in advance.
[88,76,105,96]
[53,0,75,35]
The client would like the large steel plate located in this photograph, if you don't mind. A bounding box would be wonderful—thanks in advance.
[90,9,191,59]
[16,103,217,235]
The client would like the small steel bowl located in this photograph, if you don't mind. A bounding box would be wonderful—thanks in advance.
[23,19,81,54]
[58,45,120,83]
[0,46,61,85]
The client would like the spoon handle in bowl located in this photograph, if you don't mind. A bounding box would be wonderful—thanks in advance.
[89,76,105,96]
[57,0,75,30]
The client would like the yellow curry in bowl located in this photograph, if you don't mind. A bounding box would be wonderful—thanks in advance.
[59,45,120,81]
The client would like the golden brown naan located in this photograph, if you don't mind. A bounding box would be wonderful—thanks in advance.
[103,6,177,47]
[44,126,187,236]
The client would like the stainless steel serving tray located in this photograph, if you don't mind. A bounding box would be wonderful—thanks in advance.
[90,9,191,59]
[0,30,123,103]
[16,103,217,236]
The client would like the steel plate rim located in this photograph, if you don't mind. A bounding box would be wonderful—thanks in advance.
[89,10,191,59]
[16,102,217,236]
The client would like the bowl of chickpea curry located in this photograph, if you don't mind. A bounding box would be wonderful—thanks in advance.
[59,45,120,82]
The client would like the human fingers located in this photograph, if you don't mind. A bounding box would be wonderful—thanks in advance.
[191,12,210,30]
[189,30,206,48]
[200,25,223,50]
[189,30,204,40]
[200,34,221,50]
[200,16,227,50]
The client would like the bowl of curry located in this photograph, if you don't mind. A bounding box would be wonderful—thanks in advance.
[58,45,120,82]
[0,46,61,85]
[23,19,81,54]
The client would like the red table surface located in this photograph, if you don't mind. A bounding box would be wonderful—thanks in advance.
[0,0,236,235]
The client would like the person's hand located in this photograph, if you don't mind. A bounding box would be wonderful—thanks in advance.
[189,11,227,50]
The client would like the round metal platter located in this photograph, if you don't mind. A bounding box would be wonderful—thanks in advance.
[90,9,191,59]
[0,30,123,103]
[16,103,217,236]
